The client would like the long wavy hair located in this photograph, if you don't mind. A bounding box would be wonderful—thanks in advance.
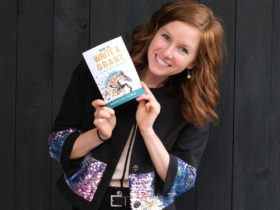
[129,0,225,127]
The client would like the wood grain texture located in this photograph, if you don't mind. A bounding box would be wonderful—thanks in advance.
[233,0,279,209]
[126,0,171,40]
[1,0,279,209]
[52,0,90,209]
[270,0,280,207]
[0,0,17,209]
[90,0,126,46]
[15,0,53,209]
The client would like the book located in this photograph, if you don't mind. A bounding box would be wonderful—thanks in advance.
[82,36,145,108]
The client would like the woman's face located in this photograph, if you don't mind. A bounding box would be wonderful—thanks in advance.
[147,21,201,80]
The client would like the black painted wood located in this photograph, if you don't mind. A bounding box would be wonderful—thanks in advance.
[195,0,235,210]
[270,0,280,207]
[15,0,53,209]
[0,0,17,209]
[90,0,127,47]
[233,0,280,209]
[126,0,171,40]
[1,0,280,209]
[52,0,90,209]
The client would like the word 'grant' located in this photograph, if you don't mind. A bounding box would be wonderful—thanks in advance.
[93,46,123,71]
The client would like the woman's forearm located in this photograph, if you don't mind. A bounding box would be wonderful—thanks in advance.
[140,128,170,182]
[70,128,103,159]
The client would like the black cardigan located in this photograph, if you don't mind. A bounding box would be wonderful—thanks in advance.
[48,59,209,210]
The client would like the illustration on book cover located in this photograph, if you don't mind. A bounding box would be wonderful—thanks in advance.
[82,36,145,108]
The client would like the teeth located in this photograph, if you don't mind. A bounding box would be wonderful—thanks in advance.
[156,56,169,67]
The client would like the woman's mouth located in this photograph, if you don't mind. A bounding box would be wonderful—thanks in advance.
[156,55,170,67]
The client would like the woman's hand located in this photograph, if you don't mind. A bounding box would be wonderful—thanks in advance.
[92,99,116,140]
[136,82,161,135]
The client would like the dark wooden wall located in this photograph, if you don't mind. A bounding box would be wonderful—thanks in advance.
[0,0,279,209]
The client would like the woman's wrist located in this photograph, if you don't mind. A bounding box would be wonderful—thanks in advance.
[97,129,107,142]
[139,127,156,139]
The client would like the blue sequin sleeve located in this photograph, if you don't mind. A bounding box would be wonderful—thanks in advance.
[128,157,196,209]
[64,154,107,201]
[48,128,82,164]
[171,157,196,195]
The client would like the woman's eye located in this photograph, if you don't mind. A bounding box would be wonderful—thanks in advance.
[181,47,188,54]
[162,34,169,40]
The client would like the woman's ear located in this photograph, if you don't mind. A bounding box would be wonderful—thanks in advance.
[186,62,196,69]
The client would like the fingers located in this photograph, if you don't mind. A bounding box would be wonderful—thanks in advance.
[92,99,114,113]
[93,118,107,126]
[94,109,110,118]
[145,101,160,114]
[93,104,117,138]
[98,106,115,116]
[136,81,155,102]
[92,99,106,108]
[92,99,115,121]
[91,100,116,140]
[136,81,161,112]
[136,94,153,102]
[140,81,152,95]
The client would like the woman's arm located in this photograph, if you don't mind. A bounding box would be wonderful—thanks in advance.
[136,82,208,190]
[70,99,116,159]
[136,82,170,181]
[69,128,102,159]
[139,129,170,181]
[48,60,116,173]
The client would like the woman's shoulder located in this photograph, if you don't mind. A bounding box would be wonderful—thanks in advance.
[70,59,100,96]
[72,59,92,78]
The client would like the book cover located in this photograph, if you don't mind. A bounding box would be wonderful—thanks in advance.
[82,36,145,108]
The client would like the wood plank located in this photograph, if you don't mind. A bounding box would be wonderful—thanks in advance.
[194,1,235,210]
[233,0,279,209]
[90,0,127,46]
[126,0,171,41]
[270,0,280,207]
[52,0,90,209]
[0,0,17,209]
[15,0,53,209]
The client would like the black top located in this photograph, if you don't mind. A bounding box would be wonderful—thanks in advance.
[49,59,209,210]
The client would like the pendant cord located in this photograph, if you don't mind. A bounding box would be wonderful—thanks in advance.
[120,123,137,188]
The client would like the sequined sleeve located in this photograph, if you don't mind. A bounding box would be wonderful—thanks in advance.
[171,156,196,195]
[157,122,209,195]
[129,157,196,209]
[157,154,197,196]
[64,154,107,202]
[48,128,82,164]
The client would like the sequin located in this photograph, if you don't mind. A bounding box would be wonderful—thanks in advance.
[64,154,107,201]
[129,157,196,209]
[48,128,82,164]
[129,172,174,209]
[172,157,196,195]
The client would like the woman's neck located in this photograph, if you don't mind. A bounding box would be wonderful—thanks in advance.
[139,68,168,88]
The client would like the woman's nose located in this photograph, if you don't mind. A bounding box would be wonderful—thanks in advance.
[162,45,174,59]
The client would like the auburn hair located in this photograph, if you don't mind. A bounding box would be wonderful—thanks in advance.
[129,0,225,127]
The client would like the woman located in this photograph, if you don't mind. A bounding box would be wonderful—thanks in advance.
[48,1,224,209]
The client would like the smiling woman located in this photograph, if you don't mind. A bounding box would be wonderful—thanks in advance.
[144,21,201,87]
[130,0,224,126]
[48,1,225,209]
